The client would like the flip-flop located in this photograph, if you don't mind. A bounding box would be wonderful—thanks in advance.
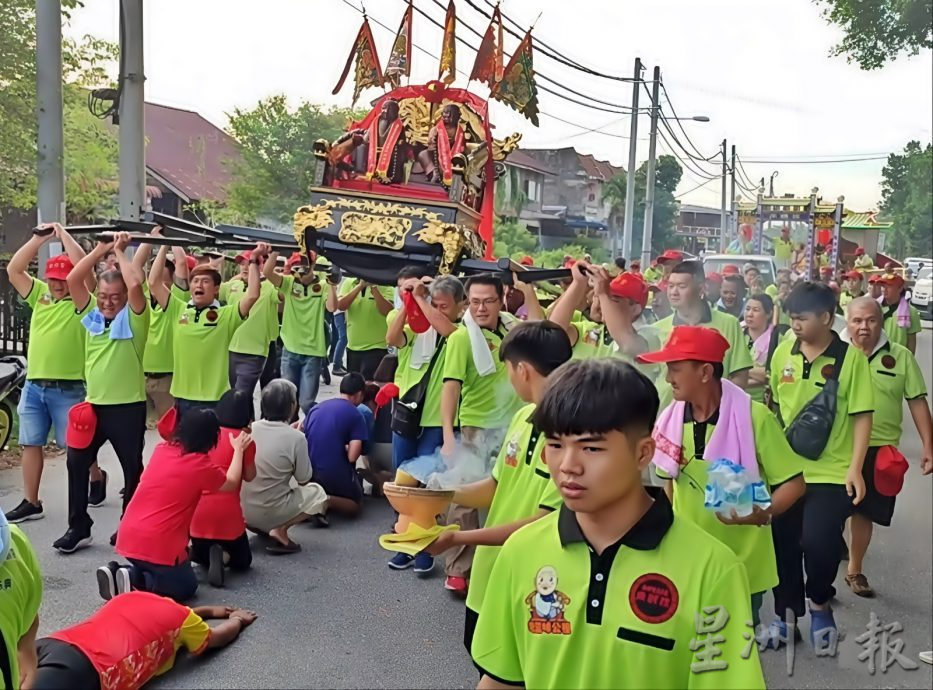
[265,540,301,555]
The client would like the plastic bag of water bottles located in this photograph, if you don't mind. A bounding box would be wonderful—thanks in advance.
[704,459,771,518]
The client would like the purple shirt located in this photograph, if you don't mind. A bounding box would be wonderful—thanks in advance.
[304,398,369,499]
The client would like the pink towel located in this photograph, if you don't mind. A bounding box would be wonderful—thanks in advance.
[877,294,911,327]
[651,379,758,480]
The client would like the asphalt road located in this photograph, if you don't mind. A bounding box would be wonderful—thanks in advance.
[2,331,931,689]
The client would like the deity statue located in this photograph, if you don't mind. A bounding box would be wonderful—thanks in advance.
[418,104,465,186]
[331,99,410,184]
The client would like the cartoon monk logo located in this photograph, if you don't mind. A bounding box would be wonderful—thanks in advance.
[504,438,519,467]
[780,361,795,384]
[525,566,571,635]
[39,292,52,305]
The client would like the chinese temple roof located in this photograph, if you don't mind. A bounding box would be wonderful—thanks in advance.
[842,211,894,232]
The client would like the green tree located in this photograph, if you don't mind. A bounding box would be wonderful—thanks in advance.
[816,0,932,70]
[880,141,932,257]
[492,219,537,259]
[1,1,119,217]
[223,96,365,225]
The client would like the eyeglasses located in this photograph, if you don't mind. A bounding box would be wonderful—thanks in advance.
[469,298,500,308]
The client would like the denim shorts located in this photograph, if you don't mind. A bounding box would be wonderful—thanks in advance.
[17,380,86,447]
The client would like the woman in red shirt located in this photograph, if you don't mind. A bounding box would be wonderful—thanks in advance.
[101,408,253,602]
[190,389,256,588]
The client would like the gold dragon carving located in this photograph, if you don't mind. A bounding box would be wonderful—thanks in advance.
[339,212,411,250]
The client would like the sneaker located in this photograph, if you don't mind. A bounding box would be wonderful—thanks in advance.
[5,499,44,523]
[920,650,933,665]
[96,562,119,601]
[444,576,468,597]
[208,544,225,588]
[762,620,802,650]
[115,565,134,595]
[845,573,874,598]
[53,528,93,554]
[332,365,348,377]
[88,469,108,507]
[413,553,435,576]
[388,553,415,570]
[809,607,838,650]
[311,513,330,528]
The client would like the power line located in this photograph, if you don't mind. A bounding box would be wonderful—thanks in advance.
[675,176,719,199]
[740,156,889,164]
[658,80,719,162]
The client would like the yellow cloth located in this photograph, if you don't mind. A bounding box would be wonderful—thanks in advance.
[378,523,460,555]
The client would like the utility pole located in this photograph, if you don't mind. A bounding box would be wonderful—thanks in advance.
[719,139,728,240]
[640,65,661,268]
[36,0,65,274]
[729,144,736,249]
[620,57,642,261]
[119,0,146,221]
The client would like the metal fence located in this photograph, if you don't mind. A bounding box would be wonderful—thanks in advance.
[0,261,31,355]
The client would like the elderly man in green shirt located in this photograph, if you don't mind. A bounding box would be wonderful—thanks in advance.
[843,296,933,598]
[877,273,922,354]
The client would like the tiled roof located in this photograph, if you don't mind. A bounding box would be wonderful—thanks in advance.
[505,150,557,176]
[842,211,894,230]
[520,147,624,181]
[144,102,241,202]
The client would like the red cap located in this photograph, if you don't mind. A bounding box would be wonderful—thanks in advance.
[637,325,729,365]
[609,272,649,308]
[868,274,881,284]
[706,272,723,284]
[402,291,431,333]
[519,255,534,266]
[156,407,178,442]
[820,266,834,275]
[234,251,251,264]
[375,383,399,409]
[285,252,304,269]
[740,223,754,239]
[563,258,577,269]
[874,445,908,496]
[879,273,904,286]
[854,247,865,256]
[186,255,198,271]
[45,255,74,281]
[721,264,740,276]
[845,270,862,281]
[67,402,97,450]
[657,249,683,263]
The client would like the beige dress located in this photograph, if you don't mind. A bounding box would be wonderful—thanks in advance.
[240,420,327,532]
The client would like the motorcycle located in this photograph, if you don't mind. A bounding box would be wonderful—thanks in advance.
[0,356,27,451]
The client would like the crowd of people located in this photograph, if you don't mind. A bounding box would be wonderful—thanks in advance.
[1,221,931,689]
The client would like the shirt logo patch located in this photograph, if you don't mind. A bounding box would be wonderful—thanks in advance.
[504,438,519,467]
[780,361,795,384]
[586,328,600,344]
[881,354,896,370]
[292,287,303,297]
[526,566,571,635]
[820,363,835,379]
[178,313,189,325]
[312,283,322,293]
[487,340,498,352]
[205,309,218,323]
[39,293,52,305]
[629,573,679,624]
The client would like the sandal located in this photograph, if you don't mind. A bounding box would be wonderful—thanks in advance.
[845,573,874,598]
[265,540,302,555]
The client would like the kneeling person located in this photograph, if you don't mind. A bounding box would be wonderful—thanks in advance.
[471,359,765,689]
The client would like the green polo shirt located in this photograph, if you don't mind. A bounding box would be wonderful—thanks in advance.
[881,301,921,348]
[472,498,764,689]
[229,280,280,356]
[389,310,450,429]
[442,321,520,429]
[466,403,562,615]
[769,334,874,484]
[143,284,189,374]
[84,306,150,405]
[278,274,328,357]
[773,237,793,263]
[167,296,245,402]
[220,278,245,304]
[339,279,394,352]
[23,278,91,381]
[866,340,927,446]
[662,401,805,594]
[655,304,754,408]
[765,284,779,299]
[0,525,43,690]
[571,319,615,360]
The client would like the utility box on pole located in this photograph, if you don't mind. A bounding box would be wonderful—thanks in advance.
[36,0,66,274]
[118,0,146,222]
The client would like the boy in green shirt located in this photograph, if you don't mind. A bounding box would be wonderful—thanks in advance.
[336,277,394,381]
[471,358,764,689]
[426,321,572,653]
[637,325,806,628]
[768,282,873,648]
[843,296,933,597]
[55,233,151,555]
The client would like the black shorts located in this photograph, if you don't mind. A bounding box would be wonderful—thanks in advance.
[346,348,388,381]
[189,532,253,571]
[854,446,897,526]
[33,638,100,690]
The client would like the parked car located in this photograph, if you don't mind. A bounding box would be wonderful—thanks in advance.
[702,254,777,286]
[904,257,933,279]
[910,267,932,319]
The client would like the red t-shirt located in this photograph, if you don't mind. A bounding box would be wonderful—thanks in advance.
[48,591,211,690]
[116,442,225,566]
[189,426,256,540]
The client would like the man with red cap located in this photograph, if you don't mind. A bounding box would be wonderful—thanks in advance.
[839,270,864,310]
[3,223,99,524]
[843,296,932,597]
[637,325,806,628]
[853,246,874,271]
[550,263,660,370]
[867,272,883,299]
[878,273,921,353]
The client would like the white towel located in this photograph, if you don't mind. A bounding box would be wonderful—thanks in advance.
[410,327,438,368]
[463,311,516,377]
